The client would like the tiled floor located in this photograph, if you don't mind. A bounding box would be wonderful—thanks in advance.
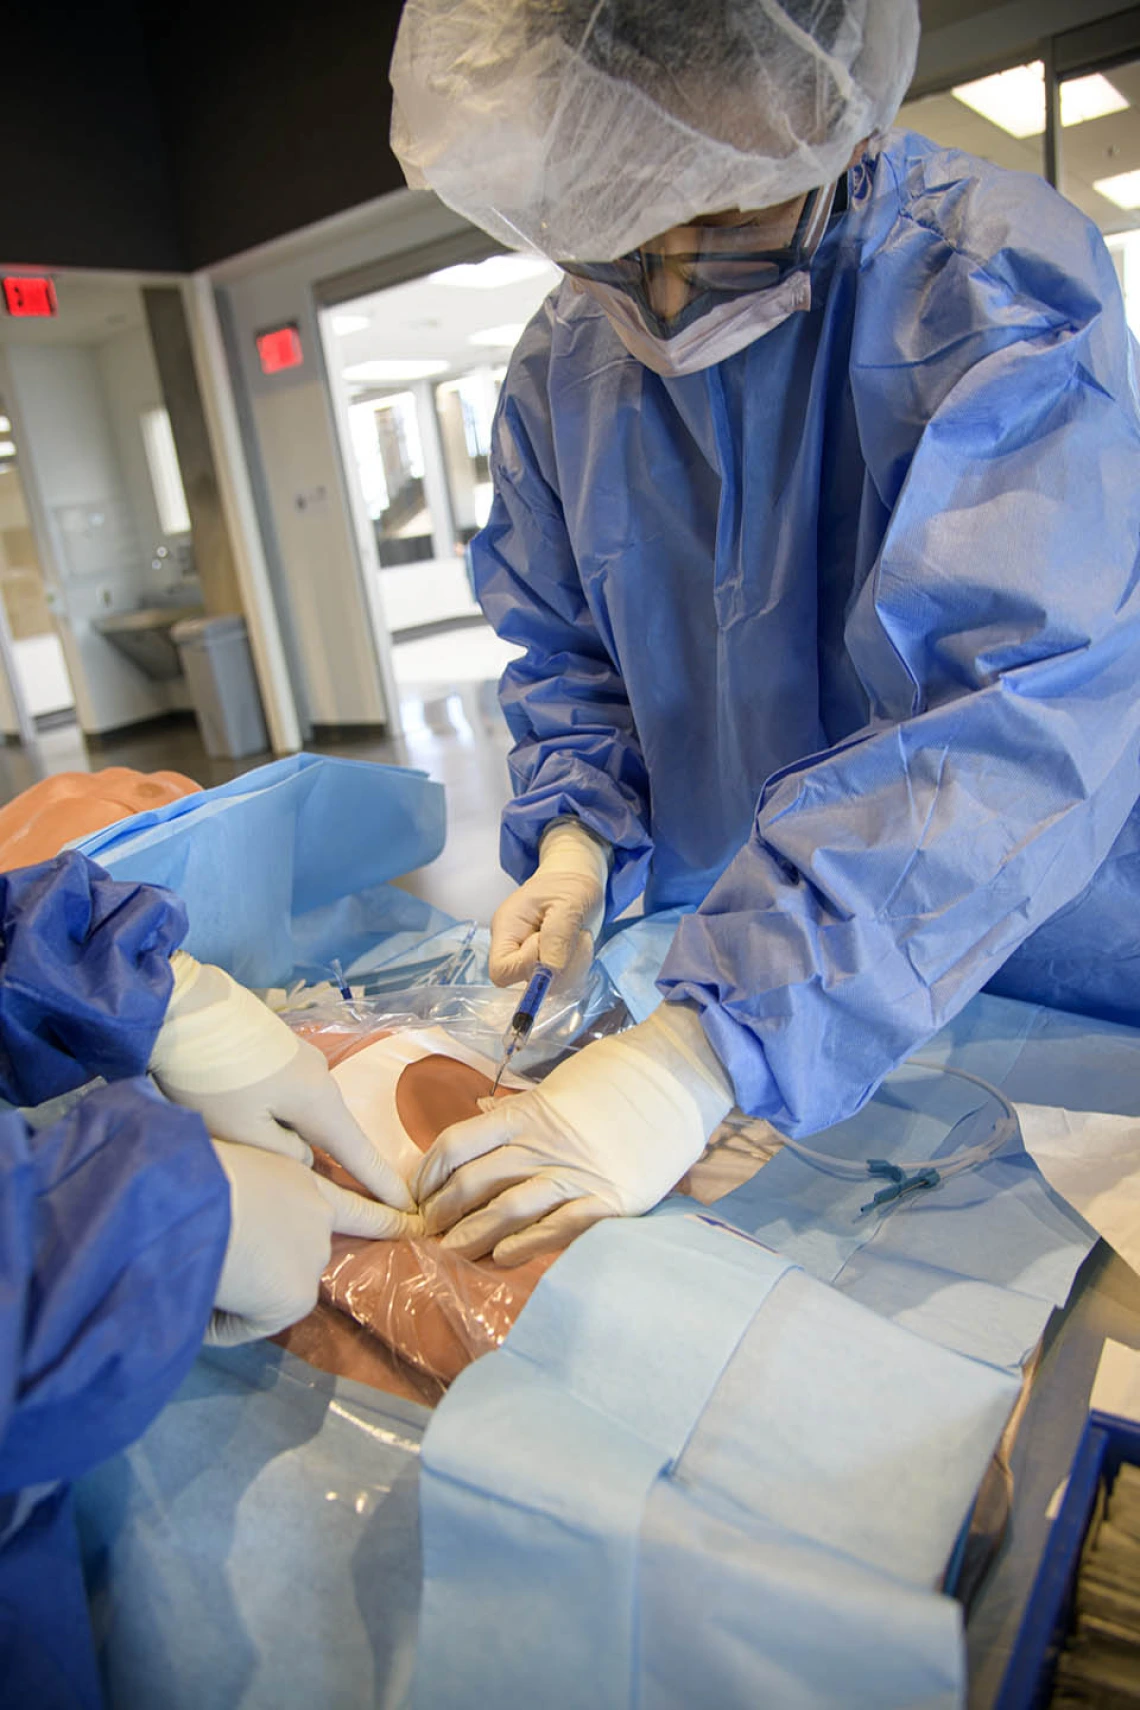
[0,630,521,929]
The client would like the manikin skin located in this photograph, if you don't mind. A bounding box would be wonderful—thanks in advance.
[279,1034,556,1404]
[0,767,200,870]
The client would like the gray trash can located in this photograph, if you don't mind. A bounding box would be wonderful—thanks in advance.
[170,614,269,760]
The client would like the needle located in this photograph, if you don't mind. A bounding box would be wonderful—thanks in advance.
[491,961,555,1093]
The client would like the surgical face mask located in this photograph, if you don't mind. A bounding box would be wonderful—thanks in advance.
[562,179,838,377]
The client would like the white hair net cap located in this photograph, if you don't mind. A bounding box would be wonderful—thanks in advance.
[390,0,920,261]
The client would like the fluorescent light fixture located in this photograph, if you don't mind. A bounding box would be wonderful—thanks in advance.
[1094,167,1140,209]
[343,358,450,382]
[0,417,10,434]
[1062,73,1128,127]
[953,62,1130,137]
[429,256,554,289]
[0,441,15,459]
[468,323,526,347]
[952,63,1045,137]
[331,312,371,335]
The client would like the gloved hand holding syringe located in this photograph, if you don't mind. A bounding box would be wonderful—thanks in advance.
[490,961,556,1093]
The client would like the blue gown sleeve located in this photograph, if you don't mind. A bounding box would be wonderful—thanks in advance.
[473,310,654,913]
[0,851,187,1108]
[660,165,1140,1135]
[0,1078,229,1492]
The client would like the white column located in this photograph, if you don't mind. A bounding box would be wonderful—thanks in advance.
[315,308,403,736]
[413,377,457,565]
[182,276,303,754]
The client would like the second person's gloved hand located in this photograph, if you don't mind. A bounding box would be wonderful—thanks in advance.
[207,1137,418,1347]
[150,951,418,1230]
[489,820,610,988]
[413,1001,735,1265]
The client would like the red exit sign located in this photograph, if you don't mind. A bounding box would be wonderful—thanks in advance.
[2,276,58,318]
[256,323,303,375]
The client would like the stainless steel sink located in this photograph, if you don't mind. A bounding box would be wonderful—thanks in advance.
[94,604,205,681]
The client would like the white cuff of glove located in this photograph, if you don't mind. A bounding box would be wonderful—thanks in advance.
[618,1000,736,1137]
[151,954,296,1094]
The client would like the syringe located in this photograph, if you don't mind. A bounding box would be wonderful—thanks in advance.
[490,962,555,1094]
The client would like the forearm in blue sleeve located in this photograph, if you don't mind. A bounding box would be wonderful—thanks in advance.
[0,1079,229,1492]
[660,322,1140,1135]
[474,373,653,915]
[0,852,187,1106]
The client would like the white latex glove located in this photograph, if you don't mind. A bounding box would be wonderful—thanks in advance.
[489,820,610,987]
[151,952,417,1227]
[414,1002,734,1265]
[207,1137,416,1347]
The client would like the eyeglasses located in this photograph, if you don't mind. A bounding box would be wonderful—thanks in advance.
[561,181,839,336]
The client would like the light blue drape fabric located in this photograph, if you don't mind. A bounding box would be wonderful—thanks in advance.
[75,754,448,989]
[75,1344,428,1710]
[414,1216,1018,1709]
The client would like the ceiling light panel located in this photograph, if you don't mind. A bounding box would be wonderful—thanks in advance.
[952,63,1046,138]
[429,257,556,289]
[952,63,1129,138]
[1094,168,1140,210]
[1061,74,1128,127]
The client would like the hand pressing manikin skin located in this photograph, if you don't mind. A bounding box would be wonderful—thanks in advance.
[277,1023,770,1401]
[278,1030,558,1399]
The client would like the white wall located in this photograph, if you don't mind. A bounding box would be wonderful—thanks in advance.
[97,326,164,577]
[213,188,480,730]
[1,342,173,732]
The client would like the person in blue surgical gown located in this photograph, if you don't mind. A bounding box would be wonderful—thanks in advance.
[390,0,1140,1268]
[0,852,416,1709]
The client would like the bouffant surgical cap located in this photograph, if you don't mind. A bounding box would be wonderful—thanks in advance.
[390,0,920,259]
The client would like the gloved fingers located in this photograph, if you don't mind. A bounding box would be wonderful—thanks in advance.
[437,1174,571,1260]
[210,1141,331,1342]
[205,1309,266,1348]
[420,1145,542,1236]
[312,1174,424,1240]
[488,927,541,987]
[547,928,594,997]
[412,1100,526,1203]
[273,1043,417,1213]
[492,1194,610,1267]
[536,902,590,973]
[208,1108,315,1170]
[489,885,548,986]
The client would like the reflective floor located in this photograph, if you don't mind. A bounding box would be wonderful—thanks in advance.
[0,659,519,930]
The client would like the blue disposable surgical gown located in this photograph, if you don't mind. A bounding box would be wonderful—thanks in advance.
[474,129,1140,1137]
[0,854,231,1709]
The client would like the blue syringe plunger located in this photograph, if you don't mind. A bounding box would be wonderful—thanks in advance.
[493,962,555,1091]
[504,961,555,1046]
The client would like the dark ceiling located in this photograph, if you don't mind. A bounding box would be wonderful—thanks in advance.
[1,0,1137,275]
[1,0,406,274]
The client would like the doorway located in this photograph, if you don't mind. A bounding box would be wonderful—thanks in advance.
[0,271,211,763]
[320,251,561,723]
